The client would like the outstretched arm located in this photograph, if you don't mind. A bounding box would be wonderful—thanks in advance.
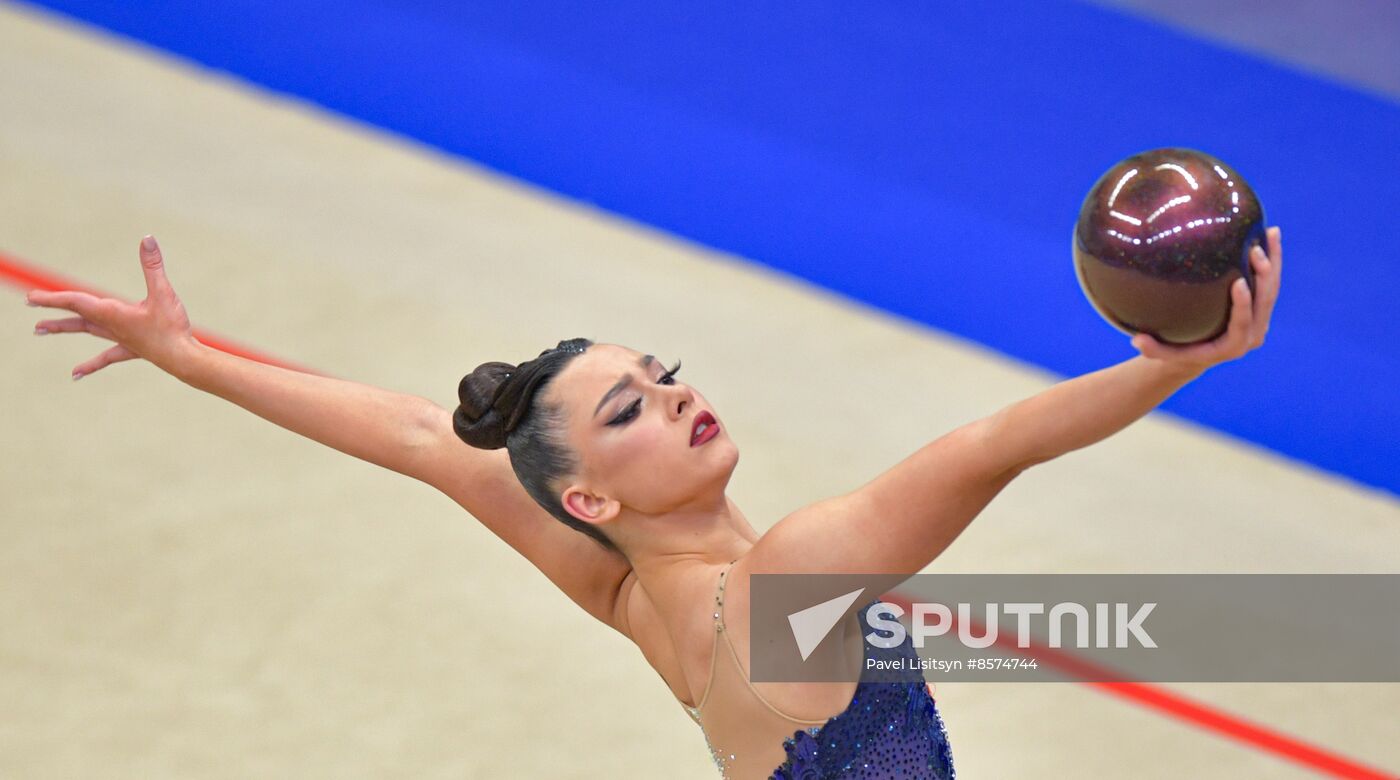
[751,227,1282,576]
[25,236,635,630]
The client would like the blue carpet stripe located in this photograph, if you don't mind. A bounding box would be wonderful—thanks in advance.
[19,0,1399,494]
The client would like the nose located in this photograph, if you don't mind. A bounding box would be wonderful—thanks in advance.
[664,382,694,421]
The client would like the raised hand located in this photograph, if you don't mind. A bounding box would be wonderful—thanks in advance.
[27,235,198,380]
[1130,226,1282,369]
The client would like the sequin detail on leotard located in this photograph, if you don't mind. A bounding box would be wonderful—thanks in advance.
[768,600,956,779]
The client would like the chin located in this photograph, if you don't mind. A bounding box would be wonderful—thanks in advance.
[711,441,740,483]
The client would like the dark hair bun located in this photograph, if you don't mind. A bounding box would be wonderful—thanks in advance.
[453,361,518,449]
[453,339,592,451]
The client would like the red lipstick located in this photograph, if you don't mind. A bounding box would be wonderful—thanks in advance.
[691,410,719,446]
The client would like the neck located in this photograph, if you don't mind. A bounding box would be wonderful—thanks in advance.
[617,493,757,634]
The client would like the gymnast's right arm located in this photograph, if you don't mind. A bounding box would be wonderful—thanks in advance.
[25,236,636,632]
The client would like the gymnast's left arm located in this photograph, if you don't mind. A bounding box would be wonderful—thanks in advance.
[751,227,1281,577]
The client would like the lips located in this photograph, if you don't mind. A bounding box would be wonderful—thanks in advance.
[691,410,719,446]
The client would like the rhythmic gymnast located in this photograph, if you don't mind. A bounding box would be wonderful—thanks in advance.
[25,227,1281,778]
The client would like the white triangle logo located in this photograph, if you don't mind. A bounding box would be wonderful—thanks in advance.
[787,588,865,661]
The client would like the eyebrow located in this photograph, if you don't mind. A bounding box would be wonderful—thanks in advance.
[593,354,655,418]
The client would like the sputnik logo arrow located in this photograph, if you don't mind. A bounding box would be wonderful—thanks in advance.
[787,588,865,661]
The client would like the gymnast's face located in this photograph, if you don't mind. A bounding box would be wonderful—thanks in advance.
[550,343,738,528]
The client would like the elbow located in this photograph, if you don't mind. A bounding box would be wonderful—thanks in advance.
[413,399,453,447]
[1011,456,1047,475]
[970,411,1041,479]
[402,399,453,467]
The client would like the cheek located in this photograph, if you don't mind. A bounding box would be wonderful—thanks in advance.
[585,417,683,476]
[615,424,685,480]
[630,422,677,464]
[591,423,670,475]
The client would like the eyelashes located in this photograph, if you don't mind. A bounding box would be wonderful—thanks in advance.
[609,360,683,425]
[659,359,682,385]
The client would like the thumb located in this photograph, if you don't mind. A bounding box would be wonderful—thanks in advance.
[1131,332,1164,359]
[139,234,174,301]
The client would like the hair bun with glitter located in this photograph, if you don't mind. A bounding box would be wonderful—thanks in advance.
[453,361,520,450]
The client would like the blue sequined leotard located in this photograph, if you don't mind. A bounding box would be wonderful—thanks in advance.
[769,597,956,779]
[680,561,955,779]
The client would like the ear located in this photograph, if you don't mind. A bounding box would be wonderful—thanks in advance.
[561,484,621,528]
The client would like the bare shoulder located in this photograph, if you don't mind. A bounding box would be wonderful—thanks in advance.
[744,492,877,575]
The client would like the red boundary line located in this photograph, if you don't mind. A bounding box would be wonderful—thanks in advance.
[879,592,1395,779]
[4,248,1394,780]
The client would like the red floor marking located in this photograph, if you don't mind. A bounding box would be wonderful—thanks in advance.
[877,594,1395,779]
[2,249,320,374]
[5,248,1394,779]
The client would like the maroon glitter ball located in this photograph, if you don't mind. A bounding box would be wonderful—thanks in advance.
[1073,147,1267,344]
